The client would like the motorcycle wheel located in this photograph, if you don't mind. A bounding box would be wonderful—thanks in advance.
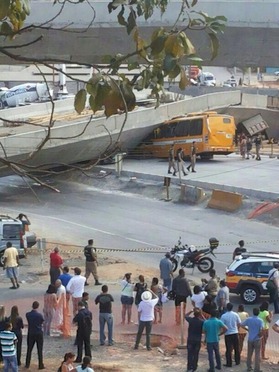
[171,258,178,272]
[197,257,214,273]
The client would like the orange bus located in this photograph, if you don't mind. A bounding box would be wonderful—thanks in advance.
[139,111,236,159]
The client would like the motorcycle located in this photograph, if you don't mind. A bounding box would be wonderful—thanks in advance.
[170,237,219,273]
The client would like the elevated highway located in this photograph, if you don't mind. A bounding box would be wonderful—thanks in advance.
[1,0,279,67]
[0,90,278,177]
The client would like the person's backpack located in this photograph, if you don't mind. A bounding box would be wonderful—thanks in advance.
[266,270,277,293]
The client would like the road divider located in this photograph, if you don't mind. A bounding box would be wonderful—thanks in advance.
[207,189,243,212]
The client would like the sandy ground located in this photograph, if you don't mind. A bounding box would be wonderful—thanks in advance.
[2,245,279,372]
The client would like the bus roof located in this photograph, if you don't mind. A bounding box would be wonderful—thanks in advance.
[164,111,232,124]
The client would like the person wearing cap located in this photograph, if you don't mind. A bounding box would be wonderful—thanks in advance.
[159,253,173,291]
[49,247,63,285]
[66,268,86,316]
[134,289,158,351]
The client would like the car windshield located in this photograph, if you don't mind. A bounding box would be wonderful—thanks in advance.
[3,224,21,239]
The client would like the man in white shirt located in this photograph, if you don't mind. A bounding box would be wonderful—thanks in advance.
[3,242,20,289]
[221,303,241,367]
[66,267,86,315]
[134,289,158,351]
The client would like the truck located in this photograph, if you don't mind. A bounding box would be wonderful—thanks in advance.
[197,72,216,87]
[0,215,37,266]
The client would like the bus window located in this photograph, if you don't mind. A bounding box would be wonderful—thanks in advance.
[175,120,189,137]
[188,118,203,136]
[223,118,231,124]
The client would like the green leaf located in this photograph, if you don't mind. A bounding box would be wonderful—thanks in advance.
[168,64,181,79]
[86,73,102,96]
[150,35,166,56]
[191,0,198,6]
[0,0,10,20]
[179,68,189,90]
[208,32,219,60]
[1,21,13,35]
[121,81,136,111]
[127,9,137,35]
[22,0,30,16]
[74,89,87,114]
[127,61,140,71]
[163,54,177,73]
[117,5,127,27]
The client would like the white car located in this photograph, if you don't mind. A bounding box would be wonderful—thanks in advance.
[274,71,279,76]
[223,77,237,87]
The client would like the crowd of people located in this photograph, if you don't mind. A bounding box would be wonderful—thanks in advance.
[1,237,279,372]
[238,133,263,161]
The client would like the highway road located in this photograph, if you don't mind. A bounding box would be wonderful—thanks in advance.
[1,174,278,276]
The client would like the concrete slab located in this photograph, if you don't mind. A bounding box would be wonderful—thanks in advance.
[99,154,279,201]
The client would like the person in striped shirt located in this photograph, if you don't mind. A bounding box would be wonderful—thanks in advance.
[0,322,18,372]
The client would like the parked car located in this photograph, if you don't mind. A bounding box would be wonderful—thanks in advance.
[274,71,279,76]
[0,214,36,265]
[223,77,238,87]
[226,252,279,304]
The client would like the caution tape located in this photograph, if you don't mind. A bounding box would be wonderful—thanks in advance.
[39,238,279,255]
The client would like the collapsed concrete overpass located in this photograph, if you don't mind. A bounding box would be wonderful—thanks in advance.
[0,0,279,67]
[0,90,278,177]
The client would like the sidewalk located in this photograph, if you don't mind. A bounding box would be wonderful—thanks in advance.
[99,154,279,200]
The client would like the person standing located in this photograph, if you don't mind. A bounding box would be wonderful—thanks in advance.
[185,309,204,372]
[58,266,73,288]
[95,285,114,346]
[216,280,230,316]
[246,137,254,159]
[17,213,31,257]
[49,247,63,285]
[202,309,228,372]
[25,301,45,370]
[232,240,246,260]
[0,322,18,372]
[66,267,86,316]
[240,134,247,159]
[172,269,192,325]
[237,304,249,356]
[43,284,57,336]
[240,308,264,372]
[220,303,241,367]
[203,268,218,300]
[187,141,197,172]
[134,289,158,351]
[150,277,164,324]
[120,273,134,325]
[0,305,8,365]
[84,239,102,286]
[167,144,177,176]
[254,134,262,160]
[73,301,92,363]
[258,301,272,360]
[134,275,148,309]
[53,279,68,337]
[3,242,20,290]
[267,262,279,314]
[8,306,24,366]
[159,253,173,291]
[176,147,187,176]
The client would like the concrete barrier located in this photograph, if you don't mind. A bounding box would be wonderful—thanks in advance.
[207,189,243,212]
[180,184,206,204]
